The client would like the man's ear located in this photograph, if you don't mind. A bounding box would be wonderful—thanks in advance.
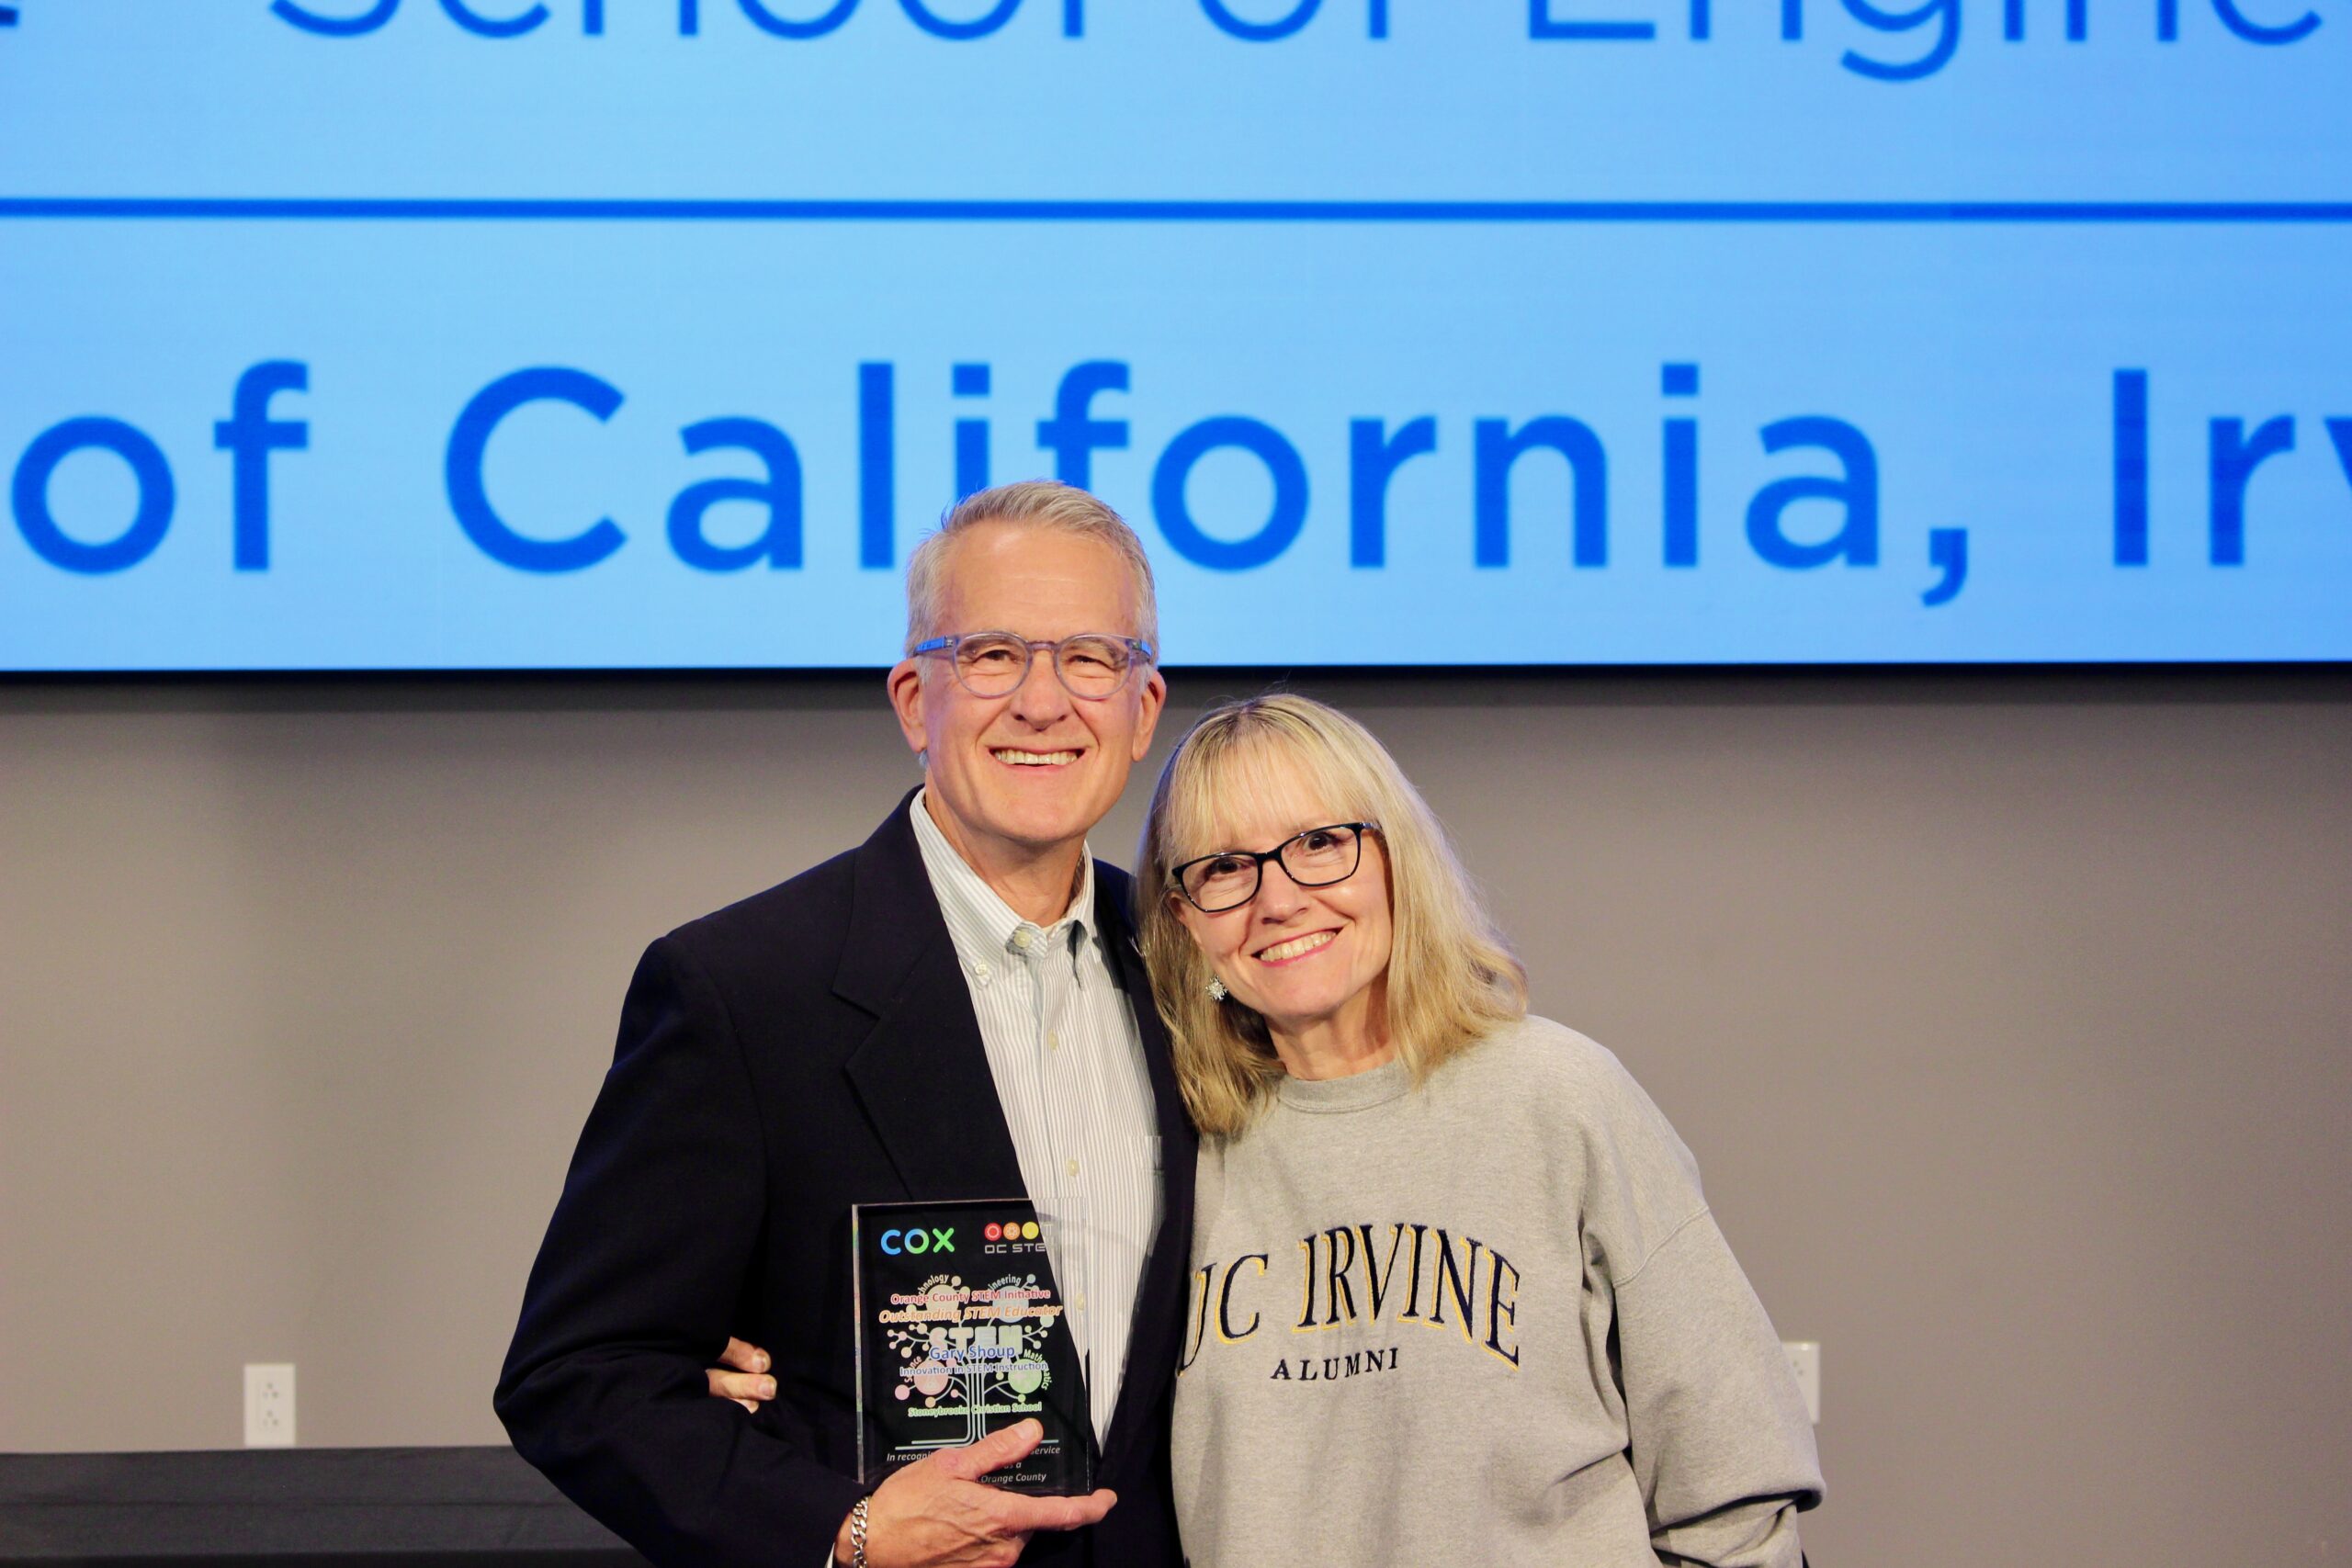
[1130,668,1169,761]
[886,659,929,758]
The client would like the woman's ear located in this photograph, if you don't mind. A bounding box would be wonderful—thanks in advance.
[1166,886,1211,944]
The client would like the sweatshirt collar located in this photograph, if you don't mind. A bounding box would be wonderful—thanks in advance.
[1273,1055,1412,1114]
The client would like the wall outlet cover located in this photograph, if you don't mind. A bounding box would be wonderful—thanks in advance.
[243,1362,296,1447]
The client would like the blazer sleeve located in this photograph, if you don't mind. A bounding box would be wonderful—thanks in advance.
[494,935,865,1568]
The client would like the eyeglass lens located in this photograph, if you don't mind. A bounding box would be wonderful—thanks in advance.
[1181,825,1364,912]
[954,634,1137,697]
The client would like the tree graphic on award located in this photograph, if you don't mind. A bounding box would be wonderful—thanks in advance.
[888,1271,1058,1450]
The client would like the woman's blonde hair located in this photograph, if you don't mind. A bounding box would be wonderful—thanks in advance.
[1136,694,1527,1137]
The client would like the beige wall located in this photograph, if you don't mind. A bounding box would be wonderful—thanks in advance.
[2,670,2346,1565]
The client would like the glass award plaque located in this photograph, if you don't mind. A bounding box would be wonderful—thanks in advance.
[851,1197,1094,1495]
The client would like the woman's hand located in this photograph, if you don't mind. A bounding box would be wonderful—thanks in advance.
[706,1336,775,1412]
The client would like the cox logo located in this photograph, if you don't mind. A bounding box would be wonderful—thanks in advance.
[878,1226,956,1256]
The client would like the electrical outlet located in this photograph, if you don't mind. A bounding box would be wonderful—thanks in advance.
[243,1362,296,1447]
[1782,1340,1820,1425]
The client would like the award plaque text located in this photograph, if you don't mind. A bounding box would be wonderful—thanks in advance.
[851,1198,1094,1495]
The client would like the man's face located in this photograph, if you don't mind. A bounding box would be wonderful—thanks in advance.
[888,521,1166,872]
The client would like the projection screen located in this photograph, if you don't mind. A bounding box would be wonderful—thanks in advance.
[2,1,2346,669]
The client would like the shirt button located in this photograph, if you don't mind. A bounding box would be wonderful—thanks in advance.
[969,963,991,987]
[1012,929,1034,952]
[1046,1031,1061,1052]
[1070,1293,1087,1313]
[1065,1157,1080,1178]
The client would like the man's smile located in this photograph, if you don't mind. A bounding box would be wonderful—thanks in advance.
[991,747,1083,767]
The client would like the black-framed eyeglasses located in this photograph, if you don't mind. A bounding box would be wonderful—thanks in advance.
[910,631,1157,700]
[1170,823,1380,914]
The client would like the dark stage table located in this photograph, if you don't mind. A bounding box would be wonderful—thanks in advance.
[0,1447,647,1568]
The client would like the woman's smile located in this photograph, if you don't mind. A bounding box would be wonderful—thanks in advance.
[1253,930,1338,965]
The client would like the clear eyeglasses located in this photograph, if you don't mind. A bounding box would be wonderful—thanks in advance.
[910,631,1157,700]
[1170,823,1379,914]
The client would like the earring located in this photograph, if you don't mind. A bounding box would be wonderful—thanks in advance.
[1205,976,1228,1001]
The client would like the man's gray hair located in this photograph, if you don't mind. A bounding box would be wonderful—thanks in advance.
[902,479,1160,656]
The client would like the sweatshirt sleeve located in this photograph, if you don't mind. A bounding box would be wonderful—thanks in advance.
[1544,1031,1823,1568]
[1614,1211,1824,1568]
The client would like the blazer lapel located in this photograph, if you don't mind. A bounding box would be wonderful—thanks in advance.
[836,794,1027,1202]
[1091,869,1201,1472]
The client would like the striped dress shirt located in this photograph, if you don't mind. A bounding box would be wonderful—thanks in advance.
[909,790,1164,1447]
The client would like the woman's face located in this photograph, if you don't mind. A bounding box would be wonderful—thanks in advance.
[1170,761,1394,1055]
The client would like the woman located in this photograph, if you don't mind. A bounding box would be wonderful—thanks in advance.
[710,694,1822,1563]
[1138,694,1820,1567]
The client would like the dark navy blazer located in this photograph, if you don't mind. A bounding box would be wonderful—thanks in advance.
[497,793,1198,1568]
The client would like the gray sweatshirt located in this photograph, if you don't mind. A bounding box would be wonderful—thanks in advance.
[1170,1016,1822,1567]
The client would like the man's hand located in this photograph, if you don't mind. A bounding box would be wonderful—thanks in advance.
[706,1337,775,1413]
[834,1419,1116,1568]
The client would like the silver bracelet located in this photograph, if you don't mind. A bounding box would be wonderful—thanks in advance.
[850,1495,871,1568]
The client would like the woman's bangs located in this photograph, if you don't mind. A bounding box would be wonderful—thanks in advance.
[1170,721,1371,863]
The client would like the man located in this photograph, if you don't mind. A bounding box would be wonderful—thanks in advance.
[495,480,1194,1568]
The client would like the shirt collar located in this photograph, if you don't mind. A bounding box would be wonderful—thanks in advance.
[909,787,1102,966]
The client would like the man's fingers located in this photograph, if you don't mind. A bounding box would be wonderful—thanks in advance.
[716,1337,770,1374]
[933,1417,1045,1481]
[998,1488,1117,1534]
[705,1368,776,1404]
